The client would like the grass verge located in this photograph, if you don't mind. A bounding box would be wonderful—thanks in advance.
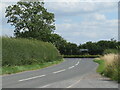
[93,59,105,75]
[64,55,100,58]
[93,54,120,83]
[1,59,64,75]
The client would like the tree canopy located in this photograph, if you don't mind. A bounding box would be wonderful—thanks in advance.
[5,1,55,42]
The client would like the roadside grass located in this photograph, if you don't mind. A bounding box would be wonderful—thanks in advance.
[93,59,105,74]
[94,54,120,83]
[64,55,100,58]
[1,59,64,75]
[101,54,120,83]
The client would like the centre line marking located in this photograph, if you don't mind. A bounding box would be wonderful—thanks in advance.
[53,69,66,74]
[19,75,46,82]
[75,61,79,66]
[40,84,51,88]
[68,66,75,69]
[67,76,83,88]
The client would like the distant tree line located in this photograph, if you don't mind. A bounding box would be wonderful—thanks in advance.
[78,40,119,55]
[53,38,119,55]
[5,1,119,55]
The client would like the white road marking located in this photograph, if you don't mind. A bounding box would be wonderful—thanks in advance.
[19,75,46,82]
[40,84,51,88]
[68,66,75,69]
[53,69,66,74]
[67,76,83,88]
[75,61,79,66]
[19,60,81,82]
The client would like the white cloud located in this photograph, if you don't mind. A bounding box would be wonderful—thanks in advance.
[83,32,98,38]
[0,2,17,35]
[94,14,106,21]
[55,18,118,44]
[1,26,14,36]
[0,3,6,18]
[63,19,72,23]
[45,2,117,16]
[1,0,19,2]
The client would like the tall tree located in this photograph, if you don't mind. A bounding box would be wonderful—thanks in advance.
[5,1,55,41]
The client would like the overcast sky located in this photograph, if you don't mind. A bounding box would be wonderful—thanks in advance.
[0,0,119,44]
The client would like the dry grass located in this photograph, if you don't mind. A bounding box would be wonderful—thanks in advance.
[100,54,118,66]
[100,54,120,82]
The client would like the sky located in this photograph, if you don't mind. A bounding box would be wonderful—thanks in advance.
[0,0,119,45]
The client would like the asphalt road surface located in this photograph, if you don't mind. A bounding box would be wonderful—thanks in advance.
[2,58,118,88]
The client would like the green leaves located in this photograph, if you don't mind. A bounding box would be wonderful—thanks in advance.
[5,1,55,41]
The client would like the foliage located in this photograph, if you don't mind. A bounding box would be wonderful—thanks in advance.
[1,59,64,75]
[2,37,62,66]
[104,49,118,54]
[64,55,100,58]
[57,40,119,55]
[94,54,120,83]
[79,41,103,55]
[47,34,80,55]
[52,39,119,55]
[48,34,67,50]
[101,54,120,83]
[78,40,119,55]
[5,1,55,42]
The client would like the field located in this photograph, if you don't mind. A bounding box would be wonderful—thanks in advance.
[1,37,63,74]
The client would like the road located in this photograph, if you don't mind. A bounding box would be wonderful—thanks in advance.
[2,58,118,88]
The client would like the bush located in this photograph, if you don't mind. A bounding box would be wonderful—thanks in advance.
[104,49,118,54]
[2,37,62,66]
[64,55,100,58]
[100,54,120,83]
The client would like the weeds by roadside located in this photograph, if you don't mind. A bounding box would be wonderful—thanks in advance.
[1,59,64,75]
[94,54,120,83]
